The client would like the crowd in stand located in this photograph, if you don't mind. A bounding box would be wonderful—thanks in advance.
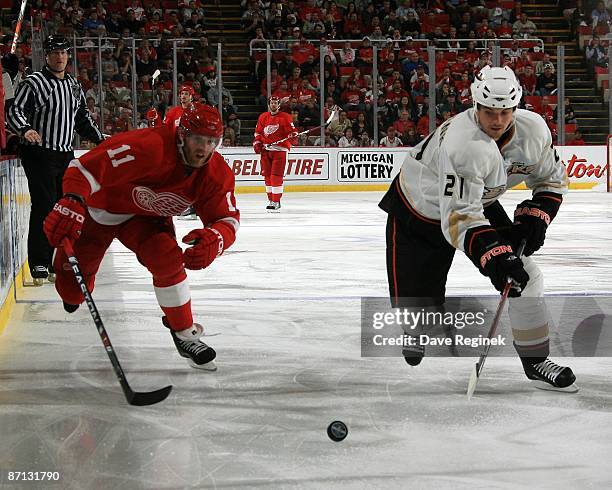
[1,0,612,146]
[1,0,242,144]
[245,0,612,146]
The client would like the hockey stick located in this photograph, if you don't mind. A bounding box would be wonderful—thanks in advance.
[466,239,526,400]
[10,0,28,54]
[62,238,173,406]
[265,108,339,148]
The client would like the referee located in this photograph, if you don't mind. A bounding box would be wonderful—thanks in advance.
[7,35,103,285]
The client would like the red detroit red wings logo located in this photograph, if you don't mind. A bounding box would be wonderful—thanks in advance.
[132,186,192,215]
[264,124,280,135]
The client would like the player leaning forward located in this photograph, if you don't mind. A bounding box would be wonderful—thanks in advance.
[379,66,577,392]
[253,96,297,211]
[43,104,239,370]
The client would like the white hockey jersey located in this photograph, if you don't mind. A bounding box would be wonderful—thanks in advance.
[397,108,568,251]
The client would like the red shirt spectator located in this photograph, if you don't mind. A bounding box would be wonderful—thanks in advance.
[291,38,318,66]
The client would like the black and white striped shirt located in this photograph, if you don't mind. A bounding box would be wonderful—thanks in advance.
[7,66,103,152]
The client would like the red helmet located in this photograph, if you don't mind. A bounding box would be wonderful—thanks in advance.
[179,84,195,96]
[179,103,224,138]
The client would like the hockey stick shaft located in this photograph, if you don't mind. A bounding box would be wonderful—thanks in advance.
[267,108,338,147]
[467,239,526,399]
[62,238,172,406]
[11,0,28,54]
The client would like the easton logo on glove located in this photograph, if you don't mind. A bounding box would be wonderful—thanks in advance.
[514,206,551,225]
[53,203,85,223]
[480,244,513,268]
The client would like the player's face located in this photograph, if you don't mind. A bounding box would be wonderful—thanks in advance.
[46,49,69,73]
[477,106,514,140]
[269,100,280,114]
[182,134,220,168]
[179,91,193,106]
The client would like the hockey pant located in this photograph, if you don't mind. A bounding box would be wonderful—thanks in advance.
[380,177,550,358]
[53,213,194,331]
[260,149,286,202]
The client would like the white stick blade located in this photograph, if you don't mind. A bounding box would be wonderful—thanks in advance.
[152,69,161,81]
[466,363,479,400]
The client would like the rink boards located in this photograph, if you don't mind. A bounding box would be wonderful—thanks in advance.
[218,145,610,192]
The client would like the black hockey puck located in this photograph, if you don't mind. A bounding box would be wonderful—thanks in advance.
[327,421,348,442]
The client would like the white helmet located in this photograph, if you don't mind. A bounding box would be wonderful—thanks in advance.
[470,65,522,109]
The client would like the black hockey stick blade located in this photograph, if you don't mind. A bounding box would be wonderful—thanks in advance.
[127,384,173,406]
[62,238,174,406]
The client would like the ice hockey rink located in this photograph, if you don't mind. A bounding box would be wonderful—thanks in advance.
[1,190,611,489]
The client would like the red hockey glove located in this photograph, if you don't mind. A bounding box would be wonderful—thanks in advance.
[182,227,225,270]
[253,141,263,154]
[44,196,86,247]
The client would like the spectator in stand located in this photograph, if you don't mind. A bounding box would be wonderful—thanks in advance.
[298,97,320,129]
[379,125,403,147]
[328,110,352,140]
[355,37,374,69]
[401,51,425,82]
[536,63,557,96]
[553,97,577,125]
[496,18,514,38]
[393,108,415,135]
[295,78,317,105]
[272,79,293,109]
[403,125,422,146]
[177,51,199,79]
[585,36,609,74]
[513,13,537,38]
[535,52,553,75]
[569,129,585,145]
[135,49,157,81]
[352,111,372,139]
[341,79,364,112]
[519,64,538,96]
[387,79,410,104]
[292,36,318,66]
[514,51,534,76]
[287,66,303,91]
[591,1,611,26]
[338,41,356,66]
[222,95,241,143]
[338,127,359,147]
[402,11,421,39]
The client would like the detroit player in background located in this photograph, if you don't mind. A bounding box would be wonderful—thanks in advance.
[43,104,239,371]
[379,66,577,392]
[253,95,297,211]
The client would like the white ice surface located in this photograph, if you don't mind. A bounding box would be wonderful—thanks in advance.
[1,190,611,489]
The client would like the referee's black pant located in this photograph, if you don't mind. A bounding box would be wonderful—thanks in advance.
[19,145,74,270]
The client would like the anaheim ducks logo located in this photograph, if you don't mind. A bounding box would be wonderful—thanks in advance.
[132,186,192,216]
[482,185,506,200]
[264,124,280,135]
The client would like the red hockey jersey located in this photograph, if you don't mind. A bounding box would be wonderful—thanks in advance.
[163,105,185,130]
[253,111,296,151]
[63,126,240,243]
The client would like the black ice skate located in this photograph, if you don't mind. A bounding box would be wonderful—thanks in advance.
[163,317,217,371]
[31,265,48,286]
[266,201,281,212]
[522,358,578,392]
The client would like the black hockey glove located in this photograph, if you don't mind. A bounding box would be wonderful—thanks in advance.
[465,226,529,297]
[513,192,562,256]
